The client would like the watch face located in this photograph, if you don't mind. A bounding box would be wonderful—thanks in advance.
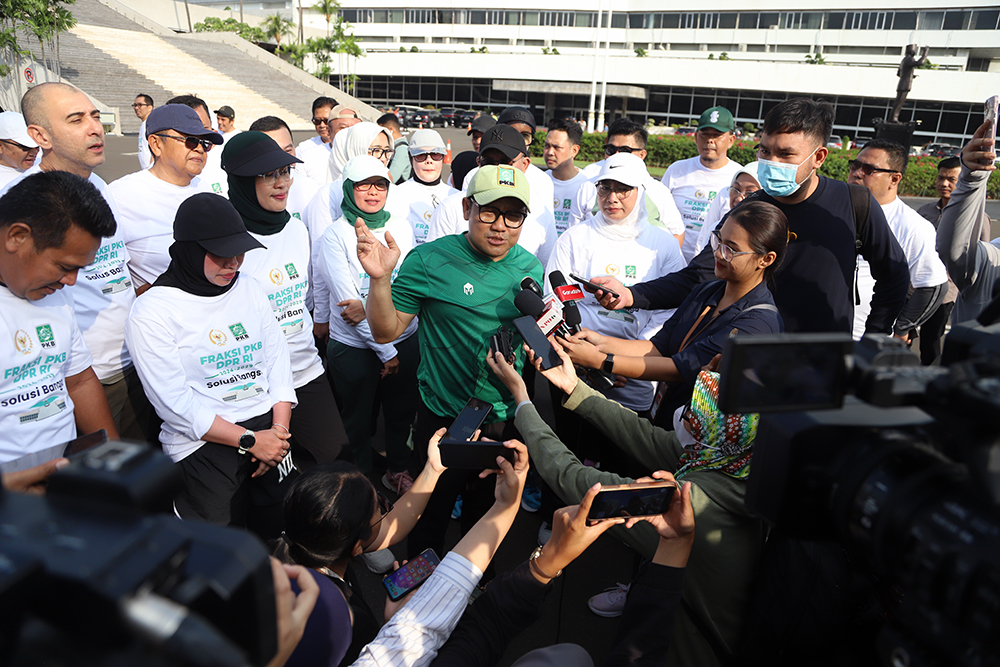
[239,432,255,449]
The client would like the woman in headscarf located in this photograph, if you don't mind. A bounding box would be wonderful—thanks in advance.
[385,129,457,246]
[692,162,761,257]
[124,193,296,539]
[221,131,347,471]
[305,123,396,343]
[313,155,420,570]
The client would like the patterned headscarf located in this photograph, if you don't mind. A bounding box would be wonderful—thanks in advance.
[675,370,758,480]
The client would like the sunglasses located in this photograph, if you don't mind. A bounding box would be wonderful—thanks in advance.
[311,117,329,125]
[153,133,214,151]
[596,182,635,198]
[411,151,445,162]
[848,159,898,176]
[354,179,390,192]
[604,145,641,156]
[131,102,151,108]
[1,139,36,152]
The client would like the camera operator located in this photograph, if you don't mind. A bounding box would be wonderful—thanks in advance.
[357,165,542,566]
[0,171,119,465]
[936,119,998,324]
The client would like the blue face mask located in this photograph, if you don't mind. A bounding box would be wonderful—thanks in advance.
[756,147,819,198]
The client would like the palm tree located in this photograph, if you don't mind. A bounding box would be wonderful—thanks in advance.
[312,0,339,37]
[278,41,309,69]
[260,12,294,47]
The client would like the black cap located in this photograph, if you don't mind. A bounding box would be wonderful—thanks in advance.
[479,124,527,161]
[174,193,265,256]
[221,131,302,176]
[214,105,236,119]
[467,115,496,135]
[497,107,536,132]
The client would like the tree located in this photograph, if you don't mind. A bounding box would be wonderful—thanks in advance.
[635,47,647,57]
[719,51,730,60]
[194,16,265,42]
[278,41,309,68]
[804,52,826,65]
[260,12,294,46]
[2,0,77,81]
[312,0,339,37]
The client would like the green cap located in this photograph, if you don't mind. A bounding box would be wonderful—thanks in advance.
[467,165,531,209]
[697,106,735,133]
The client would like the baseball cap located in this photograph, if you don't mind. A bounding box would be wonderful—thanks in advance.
[731,161,760,188]
[697,106,735,133]
[0,112,38,147]
[222,131,302,176]
[408,129,446,155]
[174,193,265,256]
[343,154,391,184]
[330,104,359,121]
[497,107,537,132]
[590,152,648,189]
[214,105,235,119]
[467,115,496,135]
[146,104,223,143]
[467,165,530,209]
[479,125,527,161]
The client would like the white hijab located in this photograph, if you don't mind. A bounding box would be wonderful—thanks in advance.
[590,181,648,241]
[329,122,393,181]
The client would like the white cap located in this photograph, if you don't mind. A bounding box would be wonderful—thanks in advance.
[731,161,760,187]
[408,129,446,153]
[590,152,647,189]
[0,112,38,148]
[343,154,391,184]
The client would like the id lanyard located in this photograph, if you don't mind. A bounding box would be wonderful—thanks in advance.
[649,305,714,422]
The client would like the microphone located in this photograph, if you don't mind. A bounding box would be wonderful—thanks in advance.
[520,276,543,297]
[514,289,570,337]
[548,270,615,391]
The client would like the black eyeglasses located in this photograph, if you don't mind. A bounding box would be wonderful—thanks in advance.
[475,202,527,228]
[153,133,214,151]
[1,139,35,152]
[354,179,390,192]
[257,165,294,185]
[604,145,641,156]
[368,146,395,160]
[710,230,757,262]
[848,159,898,176]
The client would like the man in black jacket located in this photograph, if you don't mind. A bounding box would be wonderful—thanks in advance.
[590,98,909,336]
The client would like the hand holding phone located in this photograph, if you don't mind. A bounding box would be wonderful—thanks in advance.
[512,316,561,370]
[383,548,441,601]
[587,480,676,521]
[570,272,620,300]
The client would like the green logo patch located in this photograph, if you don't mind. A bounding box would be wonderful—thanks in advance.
[497,165,516,187]
[625,265,636,279]
[35,324,54,343]
[229,322,249,340]
[285,263,299,279]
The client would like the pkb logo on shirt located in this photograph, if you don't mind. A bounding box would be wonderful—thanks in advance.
[229,323,250,341]
[285,263,300,279]
[35,324,55,349]
[625,265,636,279]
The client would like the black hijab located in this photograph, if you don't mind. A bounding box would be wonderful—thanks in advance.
[222,131,301,236]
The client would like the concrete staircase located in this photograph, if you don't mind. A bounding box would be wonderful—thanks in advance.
[16,0,361,134]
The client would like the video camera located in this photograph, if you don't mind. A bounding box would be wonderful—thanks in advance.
[717,315,1000,666]
[0,441,277,667]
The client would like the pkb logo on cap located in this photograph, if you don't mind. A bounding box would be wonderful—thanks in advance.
[497,166,516,187]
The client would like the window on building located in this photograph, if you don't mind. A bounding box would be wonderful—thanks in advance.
[372,10,387,23]
[918,11,944,30]
[340,9,358,22]
[436,10,454,24]
[523,11,539,26]
[802,12,822,29]
[759,12,779,28]
[972,9,999,29]
[942,10,971,30]
[699,13,716,29]
[891,12,917,30]
[506,11,520,25]
[717,12,737,29]
[611,13,626,28]
[576,13,595,27]
[388,10,403,23]
[470,10,486,24]
[660,13,681,29]
[781,12,800,29]
[487,10,505,25]
[738,13,758,29]
[681,13,698,29]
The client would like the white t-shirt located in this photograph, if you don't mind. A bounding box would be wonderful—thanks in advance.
[241,219,325,388]
[138,119,152,170]
[295,135,333,185]
[0,285,92,463]
[316,215,418,362]
[545,217,684,411]
[3,167,135,380]
[549,169,591,235]
[287,171,322,226]
[693,190,733,257]
[661,156,743,263]
[109,169,209,287]
[0,164,21,189]
[221,129,241,145]
[853,196,950,340]
[303,181,345,326]
[200,146,229,198]
[388,178,458,246]
[125,276,297,462]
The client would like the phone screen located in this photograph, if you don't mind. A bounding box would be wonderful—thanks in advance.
[588,484,676,520]
[383,548,441,601]
[63,429,109,458]
[512,316,561,370]
[987,96,999,160]
[447,398,493,441]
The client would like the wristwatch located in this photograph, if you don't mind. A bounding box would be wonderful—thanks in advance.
[529,545,562,579]
[237,429,256,455]
[602,353,615,374]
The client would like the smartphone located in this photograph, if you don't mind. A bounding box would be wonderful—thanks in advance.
[382,548,441,601]
[438,437,515,469]
[569,272,620,300]
[987,95,999,162]
[588,481,676,521]
[512,315,561,370]
[446,398,493,441]
[63,429,108,458]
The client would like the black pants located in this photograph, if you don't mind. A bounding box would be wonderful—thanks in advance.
[919,300,954,366]
[174,411,299,542]
[406,399,519,562]
[289,373,348,468]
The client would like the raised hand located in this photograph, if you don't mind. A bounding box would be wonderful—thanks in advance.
[356,217,401,280]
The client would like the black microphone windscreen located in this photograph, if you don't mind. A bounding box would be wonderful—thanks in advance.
[549,270,568,289]
[521,276,542,296]
[514,289,546,319]
[562,300,582,328]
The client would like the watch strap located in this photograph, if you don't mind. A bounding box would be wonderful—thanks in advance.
[602,353,615,374]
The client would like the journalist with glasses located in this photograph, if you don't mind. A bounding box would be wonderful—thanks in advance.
[386,129,457,245]
[108,104,224,293]
[559,195,787,427]
[314,156,421,559]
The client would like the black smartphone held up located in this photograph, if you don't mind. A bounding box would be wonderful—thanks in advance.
[569,272,620,300]
[382,548,441,601]
[987,95,999,161]
[446,398,493,441]
[588,481,677,521]
[512,316,562,371]
[63,429,109,458]
[438,437,515,469]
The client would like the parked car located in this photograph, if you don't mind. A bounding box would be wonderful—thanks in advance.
[456,109,480,126]
[920,142,961,158]
[429,107,462,127]
[397,105,431,128]
[675,126,697,136]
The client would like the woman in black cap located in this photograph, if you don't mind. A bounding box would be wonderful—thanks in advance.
[124,193,298,538]
[222,131,347,471]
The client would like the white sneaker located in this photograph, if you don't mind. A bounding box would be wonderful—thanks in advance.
[587,583,631,618]
[359,549,396,574]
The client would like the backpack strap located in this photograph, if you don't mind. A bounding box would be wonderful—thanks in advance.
[848,183,871,306]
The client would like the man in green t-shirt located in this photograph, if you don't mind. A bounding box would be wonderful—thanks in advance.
[358,163,542,559]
